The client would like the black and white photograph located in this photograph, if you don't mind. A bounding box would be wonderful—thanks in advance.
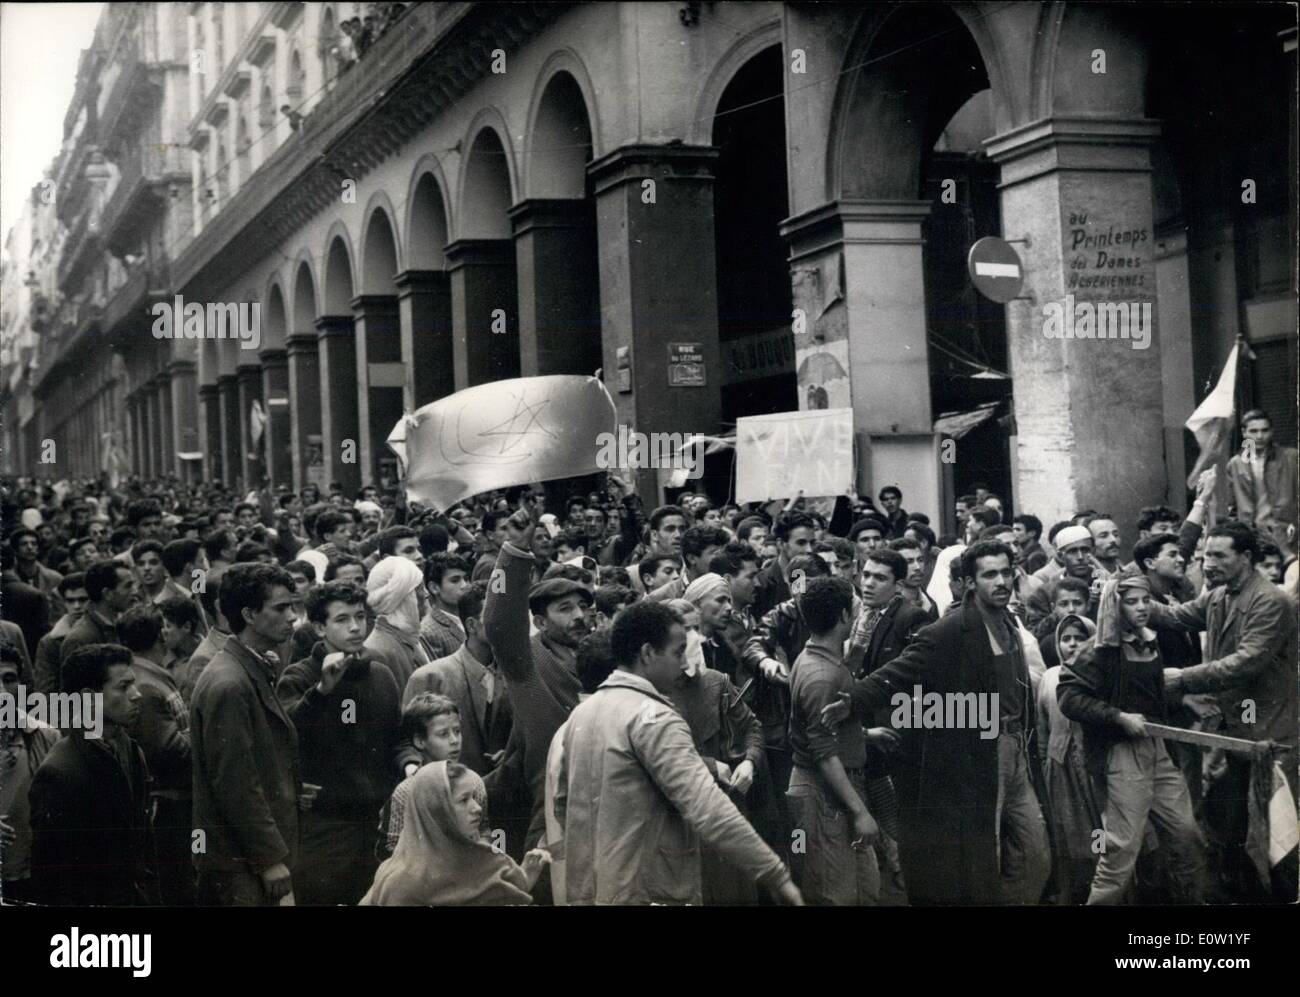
[0,0,1296,977]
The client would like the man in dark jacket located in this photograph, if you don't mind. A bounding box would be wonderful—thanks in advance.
[1,545,50,661]
[191,563,301,906]
[751,513,817,618]
[118,605,195,906]
[402,582,512,777]
[28,642,157,906]
[846,550,932,678]
[276,580,401,905]
[32,573,90,695]
[1148,522,1297,901]
[823,540,1051,905]
[846,548,930,904]
[58,560,137,672]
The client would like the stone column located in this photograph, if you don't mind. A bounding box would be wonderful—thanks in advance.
[199,383,222,485]
[286,332,321,491]
[985,115,1164,536]
[127,395,142,477]
[1153,226,1195,509]
[169,360,200,484]
[315,314,361,494]
[781,200,937,505]
[510,198,602,378]
[351,294,404,486]
[237,364,264,488]
[445,239,520,389]
[588,145,723,500]
[143,381,160,480]
[217,373,241,490]
[260,349,293,491]
[156,373,175,480]
[394,269,454,409]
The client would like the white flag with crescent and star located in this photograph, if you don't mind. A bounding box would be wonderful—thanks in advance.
[387,374,617,510]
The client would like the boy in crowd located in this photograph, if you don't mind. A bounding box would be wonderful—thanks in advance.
[276,580,402,905]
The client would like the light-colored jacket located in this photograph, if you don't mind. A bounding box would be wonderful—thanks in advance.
[556,670,790,905]
[1226,445,1299,549]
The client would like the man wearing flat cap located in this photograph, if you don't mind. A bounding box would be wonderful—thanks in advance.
[482,511,593,862]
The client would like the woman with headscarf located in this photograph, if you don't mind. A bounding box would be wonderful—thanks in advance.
[360,761,548,905]
[364,555,430,691]
[1057,572,1206,905]
[1034,613,1100,904]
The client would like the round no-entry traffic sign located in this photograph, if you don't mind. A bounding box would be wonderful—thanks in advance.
[967,236,1024,303]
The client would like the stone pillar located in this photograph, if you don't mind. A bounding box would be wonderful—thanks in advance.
[127,396,142,476]
[199,383,222,485]
[143,382,160,480]
[1153,226,1195,509]
[352,294,404,486]
[1184,210,1241,394]
[509,198,602,378]
[260,349,293,491]
[156,373,175,480]
[286,332,321,492]
[315,314,361,494]
[781,200,937,504]
[394,269,454,409]
[237,365,264,488]
[445,239,520,389]
[169,360,200,484]
[588,145,724,500]
[985,116,1164,536]
[217,373,241,490]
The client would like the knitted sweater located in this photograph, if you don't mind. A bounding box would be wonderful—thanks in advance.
[276,643,403,819]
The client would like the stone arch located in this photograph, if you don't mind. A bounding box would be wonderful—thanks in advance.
[690,18,782,147]
[360,192,403,294]
[458,110,518,239]
[404,155,453,269]
[261,276,288,352]
[291,252,319,332]
[1046,2,1146,119]
[322,223,357,313]
[524,50,602,197]
[827,2,996,201]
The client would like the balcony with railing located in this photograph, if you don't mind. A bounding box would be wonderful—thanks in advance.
[99,45,168,143]
[103,259,170,337]
[102,144,190,256]
[56,198,104,294]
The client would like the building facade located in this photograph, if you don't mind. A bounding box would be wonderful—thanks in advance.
[7,2,1297,538]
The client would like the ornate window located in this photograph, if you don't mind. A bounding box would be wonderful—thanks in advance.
[236,110,252,185]
[258,81,275,131]
[318,7,338,84]
[289,48,306,104]
[215,137,229,205]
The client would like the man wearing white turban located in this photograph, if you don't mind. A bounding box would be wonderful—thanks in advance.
[363,556,429,690]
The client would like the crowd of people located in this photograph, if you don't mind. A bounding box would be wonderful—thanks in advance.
[330,3,409,71]
[0,406,1296,906]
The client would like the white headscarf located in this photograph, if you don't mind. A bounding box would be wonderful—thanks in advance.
[367,556,424,634]
[927,544,966,616]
